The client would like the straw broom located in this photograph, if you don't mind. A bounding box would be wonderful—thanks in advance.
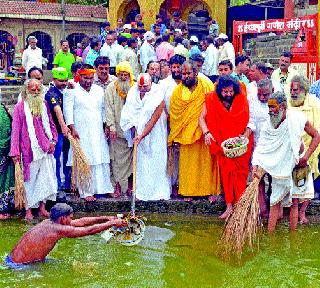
[219,167,265,259]
[14,162,27,210]
[67,134,92,194]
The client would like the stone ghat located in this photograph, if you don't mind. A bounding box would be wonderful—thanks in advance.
[64,194,320,216]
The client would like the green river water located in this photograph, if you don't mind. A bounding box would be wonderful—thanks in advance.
[1,213,320,288]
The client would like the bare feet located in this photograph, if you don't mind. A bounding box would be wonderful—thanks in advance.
[84,196,96,202]
[208,195,218,203]
[0,213,10,220]
[110,183,121,198]
[25,209,33,221]
[39,202,50,218]
[184,197,193,202]
[219,204,233,220]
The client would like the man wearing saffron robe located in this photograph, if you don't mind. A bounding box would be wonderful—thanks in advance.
[63,68,113,201]
[289,75,320,225]
[168,62,220,201]
[120,73,171,201]
[199,75,252,219]
[105,61,134,198]
[10,79,58,220]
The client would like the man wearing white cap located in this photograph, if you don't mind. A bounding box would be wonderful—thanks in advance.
[216,33,235,68]
[140,31,157,73]
[188,36,201,58]
[120,73,171,201]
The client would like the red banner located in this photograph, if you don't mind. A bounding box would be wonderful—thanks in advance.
[234,15,316,35]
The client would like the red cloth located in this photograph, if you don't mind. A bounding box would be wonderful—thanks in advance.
[205,90,252,204]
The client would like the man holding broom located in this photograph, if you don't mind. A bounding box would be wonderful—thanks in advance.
[10,79,58,220]
[252,92,320,233]
[63,66,113,201]
[105,61,134,198]
[120,73,171,201]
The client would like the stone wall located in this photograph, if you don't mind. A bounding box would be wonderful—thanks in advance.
[243,32,298,64]
[0,85,21,109]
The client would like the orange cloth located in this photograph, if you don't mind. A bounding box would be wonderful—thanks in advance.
[205,90,252,204]
[74,69,96,82]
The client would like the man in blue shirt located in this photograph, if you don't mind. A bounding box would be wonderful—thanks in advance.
[231,55,250,85]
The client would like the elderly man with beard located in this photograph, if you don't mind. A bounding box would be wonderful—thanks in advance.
[105,61,134,198]
[147,61,161,84]
[120,73,171,201]
[243,79,273,217]
[252,92,320,233]
[64,67,113,201]
[168,62,220,201]
[199,75,252,219]
[93,56,117,91]
[10,79,58,220]
[289,75,320,225]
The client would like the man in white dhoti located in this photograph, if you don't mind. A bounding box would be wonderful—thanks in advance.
[120,73,171,201]
[243,79,273,217]
[252,92,320,233]
[105,61,134,198]
[63,68,113,201]
[10,79,58,220]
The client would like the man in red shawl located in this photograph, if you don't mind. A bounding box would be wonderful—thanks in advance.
[199,75,252,219]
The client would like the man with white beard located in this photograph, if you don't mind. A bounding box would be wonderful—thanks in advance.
[120,73,171,201]
[105,61,134,198]
[252,92,320,233]
[63,67,113,201]
[10,79,58,220]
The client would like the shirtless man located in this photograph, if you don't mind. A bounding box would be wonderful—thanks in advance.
[6,203,127,266]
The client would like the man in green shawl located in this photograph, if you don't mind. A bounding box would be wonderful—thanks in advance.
[0,103,14,219]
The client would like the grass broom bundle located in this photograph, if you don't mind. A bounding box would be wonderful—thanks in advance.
[67,134,92,194]
[219,167,265,259]
[14,162,27,209]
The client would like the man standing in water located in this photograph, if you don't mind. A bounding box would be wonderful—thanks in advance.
[6,203,127,267]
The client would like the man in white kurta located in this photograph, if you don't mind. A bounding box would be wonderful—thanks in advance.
[252,92,320,232]
[123,39,140,80]
[64,69,113,201]
[120,73,171,201]
[22,36,43,74]
[140,32,157,73]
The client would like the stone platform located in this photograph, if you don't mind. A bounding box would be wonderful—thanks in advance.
[62,194,320,216]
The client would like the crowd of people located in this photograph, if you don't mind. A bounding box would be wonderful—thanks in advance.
[1,13,320,237]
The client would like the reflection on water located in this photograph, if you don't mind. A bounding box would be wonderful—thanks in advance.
[1,214,320,287]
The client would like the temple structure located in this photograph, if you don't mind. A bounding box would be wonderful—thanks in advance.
[108,0,227,33]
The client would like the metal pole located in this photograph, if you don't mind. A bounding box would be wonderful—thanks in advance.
[61,0,66,40]
[265,7,268,20]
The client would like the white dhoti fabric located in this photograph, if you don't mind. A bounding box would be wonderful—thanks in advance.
[252,110,307,207]
[24,155,57,209]
[78,163,113,198]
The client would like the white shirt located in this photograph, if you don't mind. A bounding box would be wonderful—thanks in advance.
[140,41,157,73]
[63,83,110,165]
[203,44,219,76]
[123,47,140,79]
[219,41,235,68]
[271,66,299,98]
[22,46,42,74]
[159,75,178,112]
[100,43,123,67]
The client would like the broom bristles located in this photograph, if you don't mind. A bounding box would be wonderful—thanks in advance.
[218,167,265,259]
[67,134,92,194]
[14,163,27,209]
